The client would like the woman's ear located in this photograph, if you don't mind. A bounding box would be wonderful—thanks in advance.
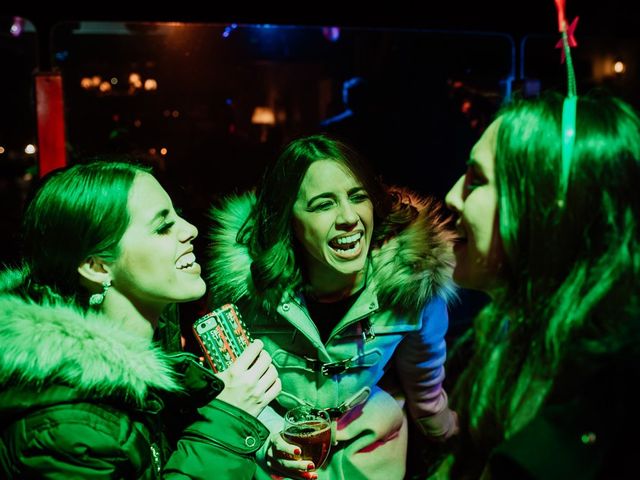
[78,257,111,290]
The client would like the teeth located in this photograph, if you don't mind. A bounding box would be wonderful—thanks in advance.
[334,233,362,244]
[338,244,359,255]
[177,252,196,269]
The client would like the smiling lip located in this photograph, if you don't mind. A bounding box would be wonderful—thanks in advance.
[330,235,364,260]
[176,247,194,262]
[183,262,202,275]
[177,258,201,275]
[330,230,364,244]
[176,247,201,275]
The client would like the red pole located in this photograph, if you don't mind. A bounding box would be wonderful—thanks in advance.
[35,72,67,177]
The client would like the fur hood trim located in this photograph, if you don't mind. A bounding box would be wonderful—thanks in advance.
[207,190,455,314]
[0,269,180,406]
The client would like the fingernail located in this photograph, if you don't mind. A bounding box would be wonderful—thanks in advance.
[307,463,315,470]
[293,448,301,455]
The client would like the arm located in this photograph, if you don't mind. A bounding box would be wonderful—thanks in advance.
[164,340,292,479]
[164,399,270,480]
[395,296,458,439]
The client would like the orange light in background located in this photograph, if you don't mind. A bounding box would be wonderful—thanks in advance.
[80,77,93,89]
[593,54,630,82]
[91,75,101,87]
[129,73,142,89]
[144,78,158,91]
[99,81,112,92]
[251,106,276,125]
[160,147,168,156]
[0,146,5,154]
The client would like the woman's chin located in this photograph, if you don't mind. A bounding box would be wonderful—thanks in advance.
[330,259,366,277]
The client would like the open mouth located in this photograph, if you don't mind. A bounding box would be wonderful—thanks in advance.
[329,232,363,257]
[176,252,198,271]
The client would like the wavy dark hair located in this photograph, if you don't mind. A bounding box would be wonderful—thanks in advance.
[450,91,640,475]
[238,134,418,310]
[20,160,150,305]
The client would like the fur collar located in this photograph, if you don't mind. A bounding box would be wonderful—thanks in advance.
[207,191,455,314]
[0,268,180,406]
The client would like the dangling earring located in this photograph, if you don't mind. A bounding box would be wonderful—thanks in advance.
[89,280,112,307]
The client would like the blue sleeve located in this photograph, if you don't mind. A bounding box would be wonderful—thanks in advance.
[395,296,458,439]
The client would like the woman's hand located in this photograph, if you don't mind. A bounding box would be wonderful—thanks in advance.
[264,431,318,480]
[216,339,281,417]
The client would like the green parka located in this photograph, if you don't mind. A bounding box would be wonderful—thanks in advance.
[0,268,268,479]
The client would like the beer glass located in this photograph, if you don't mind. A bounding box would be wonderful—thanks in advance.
[282,405,331,468]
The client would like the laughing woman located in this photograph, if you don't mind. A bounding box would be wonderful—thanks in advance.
[207,134,458,479]
[442,91,640,478]
[0,161,280,479]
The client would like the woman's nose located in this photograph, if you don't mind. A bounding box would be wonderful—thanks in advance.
[445,175,465,214]
[336,202,358,225]
[179,218,198,242]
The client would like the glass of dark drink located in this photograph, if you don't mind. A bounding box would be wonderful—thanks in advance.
[282,406,331,469]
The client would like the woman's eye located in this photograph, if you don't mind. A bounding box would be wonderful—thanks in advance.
[464,169,486,192]
[465,179,483,191]
[350,193,369,203]
[157,221,175,234]
[315,202,333,211]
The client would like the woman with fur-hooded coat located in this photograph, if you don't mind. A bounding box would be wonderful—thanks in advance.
[207,135,458,480]
[0,269,268,479]
[0,161,279,479]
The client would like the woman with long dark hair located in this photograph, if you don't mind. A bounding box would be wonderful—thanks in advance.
[208,134,458,479]
[442,91,640,478]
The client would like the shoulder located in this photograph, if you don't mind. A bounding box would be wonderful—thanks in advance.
[490,355,640,479]
[0,273,180,405]
[371,190,456,315]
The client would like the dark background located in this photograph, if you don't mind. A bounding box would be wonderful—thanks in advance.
[1,1,637,347]
[1,3,637,474]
